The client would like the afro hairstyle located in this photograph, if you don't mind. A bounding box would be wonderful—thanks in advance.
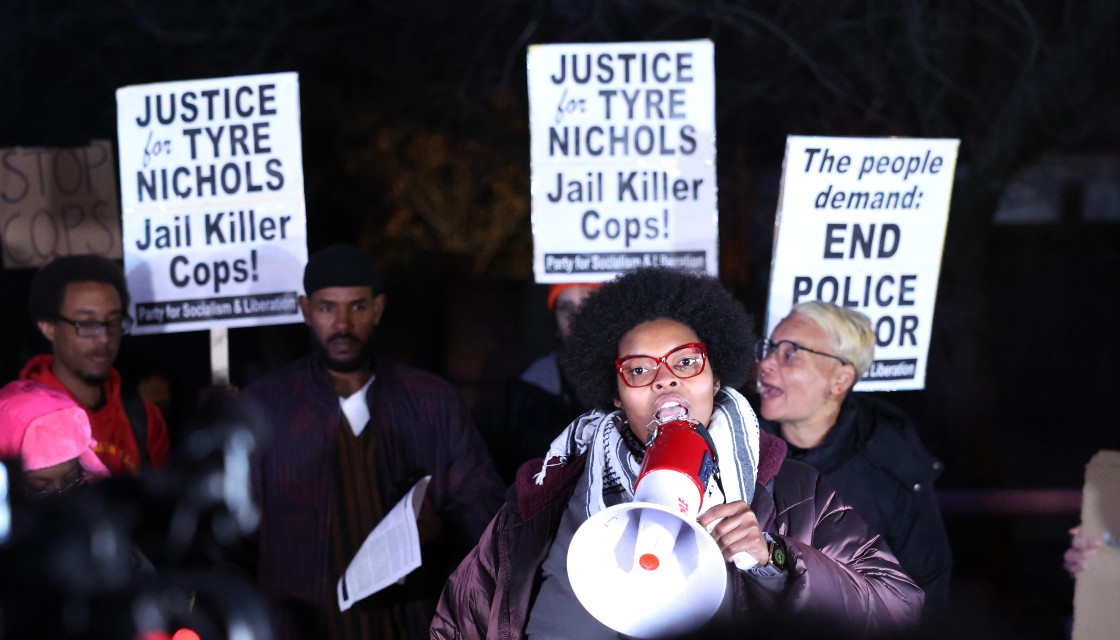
[28,254,130,322]
[560,267,756,412]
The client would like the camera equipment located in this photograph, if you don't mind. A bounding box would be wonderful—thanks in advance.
[0,400,272,639]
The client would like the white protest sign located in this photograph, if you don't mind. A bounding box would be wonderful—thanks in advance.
[0,141,121,268]
[766,136,959,391]
[116,72,307,334]
[527,40,717,283]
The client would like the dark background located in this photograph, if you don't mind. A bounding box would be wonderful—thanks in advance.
[3,1,1119,637]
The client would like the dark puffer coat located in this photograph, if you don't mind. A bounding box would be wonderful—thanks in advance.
[761,393,952,608]
[431,431,923,639]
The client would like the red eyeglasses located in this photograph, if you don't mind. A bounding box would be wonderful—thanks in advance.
[615,342,708,388]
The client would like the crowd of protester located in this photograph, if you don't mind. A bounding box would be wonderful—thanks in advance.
[1,249,1104,640]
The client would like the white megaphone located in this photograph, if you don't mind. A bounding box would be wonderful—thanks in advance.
[567,417,738,639]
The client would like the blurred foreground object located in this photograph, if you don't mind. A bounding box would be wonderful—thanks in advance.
[1072,450,1120,640]
[0,398,271,639]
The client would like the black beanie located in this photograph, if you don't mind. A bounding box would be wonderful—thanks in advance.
[303,245,381,295]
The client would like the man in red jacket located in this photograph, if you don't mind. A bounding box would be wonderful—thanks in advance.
[21,254,169,474]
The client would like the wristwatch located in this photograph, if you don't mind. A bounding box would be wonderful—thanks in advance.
[747,534,788,577]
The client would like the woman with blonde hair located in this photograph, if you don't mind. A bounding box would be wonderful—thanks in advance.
[756,300,952,609]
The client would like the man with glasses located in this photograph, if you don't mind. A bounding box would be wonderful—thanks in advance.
[20,254,170,474]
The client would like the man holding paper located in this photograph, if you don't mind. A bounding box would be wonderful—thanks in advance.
[243,244,504,640]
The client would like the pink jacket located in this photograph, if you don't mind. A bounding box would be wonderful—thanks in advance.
[0,379,109,477]
[21,355,169,474]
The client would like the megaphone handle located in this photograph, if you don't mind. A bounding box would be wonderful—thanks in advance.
[692,422,720,466]
[690,423,730,502]
[731,551,758,571]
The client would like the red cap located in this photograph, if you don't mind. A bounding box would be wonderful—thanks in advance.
[547,283,601,312]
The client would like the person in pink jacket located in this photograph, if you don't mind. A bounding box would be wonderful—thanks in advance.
[0,379,109,498]
[432,268,923,639]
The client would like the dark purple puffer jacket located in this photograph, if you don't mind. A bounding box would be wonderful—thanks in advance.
[431,431,923,639]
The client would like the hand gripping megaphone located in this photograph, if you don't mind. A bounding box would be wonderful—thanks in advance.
[567,418,731,639]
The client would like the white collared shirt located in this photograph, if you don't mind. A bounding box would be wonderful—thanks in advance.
[339,374,375,436]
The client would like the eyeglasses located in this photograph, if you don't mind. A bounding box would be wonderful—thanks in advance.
[24,471,88,500]
[56,315,133,338]
[755,339,850,367]
[615,342,708,388]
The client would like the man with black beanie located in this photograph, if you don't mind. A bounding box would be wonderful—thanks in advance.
[242,244,504,640]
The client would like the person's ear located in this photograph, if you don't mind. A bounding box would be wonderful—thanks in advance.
[37,320,56,344]
[298,295,311,325]
[831,365,855,396]
[613,396,622,410]
[713,378,721,395]
[370,293,387,326]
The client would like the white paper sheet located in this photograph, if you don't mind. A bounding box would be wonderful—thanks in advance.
[337,475,431,611]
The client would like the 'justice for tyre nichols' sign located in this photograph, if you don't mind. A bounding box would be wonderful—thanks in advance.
[766,135,959,392]
[116,72,307,335]
[527,40,718,283]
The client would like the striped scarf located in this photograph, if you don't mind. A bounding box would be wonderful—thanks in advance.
[536,387,760,522]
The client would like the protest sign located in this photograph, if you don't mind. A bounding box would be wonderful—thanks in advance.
[116,72,307,335]
[1072,450,1120,640]
[527,40,717,283]
[0,140,121,268]
[766,136,959,391]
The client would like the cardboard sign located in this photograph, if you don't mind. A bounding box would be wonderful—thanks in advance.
[765,136,959,391]
[1072,450,1120,640]
[115,72,307,334]
[0,141,122,268]
[527,40,717,283]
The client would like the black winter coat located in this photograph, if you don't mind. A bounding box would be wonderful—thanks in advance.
[760,393,952,608]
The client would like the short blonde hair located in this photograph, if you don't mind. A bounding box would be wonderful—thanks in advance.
[789,301,875,378]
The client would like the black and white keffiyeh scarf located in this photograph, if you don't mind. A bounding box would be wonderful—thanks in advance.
[535,387,761,523]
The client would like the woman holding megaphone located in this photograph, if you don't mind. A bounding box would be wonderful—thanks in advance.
[432,268,923,640]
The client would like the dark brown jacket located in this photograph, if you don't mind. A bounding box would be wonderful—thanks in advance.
[431,432,923,639]
[245,355,504,639]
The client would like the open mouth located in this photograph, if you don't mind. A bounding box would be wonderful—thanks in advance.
[654,399,689,423]
[758,383,783,400]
